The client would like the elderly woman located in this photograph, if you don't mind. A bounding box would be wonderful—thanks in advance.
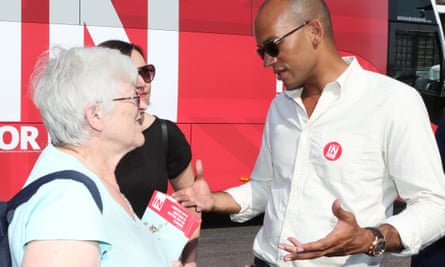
[8,46,171,266]
[98,40,200,266]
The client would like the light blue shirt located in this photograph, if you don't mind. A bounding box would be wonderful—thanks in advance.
[9,144,170,267]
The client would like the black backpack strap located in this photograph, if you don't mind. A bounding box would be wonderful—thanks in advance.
[6,170,103,224]
[160,119,169,160]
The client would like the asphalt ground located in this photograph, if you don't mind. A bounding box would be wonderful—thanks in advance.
[197,214,411,267]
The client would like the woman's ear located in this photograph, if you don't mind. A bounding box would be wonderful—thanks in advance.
[85,104,104,132]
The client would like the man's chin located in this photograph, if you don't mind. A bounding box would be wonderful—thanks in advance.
[283,81,303,91]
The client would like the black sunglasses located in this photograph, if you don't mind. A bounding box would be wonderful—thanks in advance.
[256,21,308,60]
[138,64,156,83]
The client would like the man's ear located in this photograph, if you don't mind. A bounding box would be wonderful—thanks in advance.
[85,104,104,132]
[308,19,323,47]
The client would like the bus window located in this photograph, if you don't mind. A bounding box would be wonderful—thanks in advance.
[387,0,445,122]
[388,25,442,95]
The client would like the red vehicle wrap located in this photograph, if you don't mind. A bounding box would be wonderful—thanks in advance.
[0,0,434,200]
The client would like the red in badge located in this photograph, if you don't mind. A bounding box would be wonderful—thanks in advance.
[323,142,342,161]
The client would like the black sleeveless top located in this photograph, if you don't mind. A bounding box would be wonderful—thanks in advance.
[115,117,192,218]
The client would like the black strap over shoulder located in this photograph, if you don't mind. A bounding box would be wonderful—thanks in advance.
[160,119,169,159]
[6,170,103,223]
[0,170,102,267]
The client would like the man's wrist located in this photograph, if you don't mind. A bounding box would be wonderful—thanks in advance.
[377,224,403,253]
[365,227,386,256]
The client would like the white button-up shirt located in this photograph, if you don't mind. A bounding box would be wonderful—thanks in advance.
[226,57,445,266]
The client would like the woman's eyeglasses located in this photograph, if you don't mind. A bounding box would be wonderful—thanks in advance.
[112,90,143,109]
[256,21,308,60]
[138,64,156,83]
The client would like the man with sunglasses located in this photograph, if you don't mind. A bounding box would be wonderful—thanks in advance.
[173,0,445,266]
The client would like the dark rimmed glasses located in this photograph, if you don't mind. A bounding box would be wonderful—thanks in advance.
[256,21,309,60]
[112,90,143,109]
[138,64,156,83]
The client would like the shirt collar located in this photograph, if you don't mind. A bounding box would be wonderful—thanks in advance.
[336,56,359,91]
[284,56,360,100]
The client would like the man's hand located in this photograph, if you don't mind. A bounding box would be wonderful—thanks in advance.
[278,199,371,261]
[172,160,214,212]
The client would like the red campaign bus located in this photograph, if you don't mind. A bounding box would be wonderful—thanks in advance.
[0,0,444,201]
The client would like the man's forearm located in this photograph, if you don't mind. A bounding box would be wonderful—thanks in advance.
[211,191,241,214]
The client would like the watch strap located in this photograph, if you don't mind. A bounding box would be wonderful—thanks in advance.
[365,227,386,256]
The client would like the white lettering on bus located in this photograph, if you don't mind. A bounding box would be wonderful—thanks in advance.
[0,126,40,151]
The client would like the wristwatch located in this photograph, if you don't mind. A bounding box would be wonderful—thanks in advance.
[365,227,386,256]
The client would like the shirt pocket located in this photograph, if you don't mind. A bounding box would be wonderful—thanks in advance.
[311,132,385,184]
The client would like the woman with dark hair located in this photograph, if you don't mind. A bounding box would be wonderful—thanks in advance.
[98,40,199,267]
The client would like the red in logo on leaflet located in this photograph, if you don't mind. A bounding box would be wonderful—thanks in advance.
[323,141,342,161]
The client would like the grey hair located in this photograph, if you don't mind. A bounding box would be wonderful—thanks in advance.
[30,46,138,146]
